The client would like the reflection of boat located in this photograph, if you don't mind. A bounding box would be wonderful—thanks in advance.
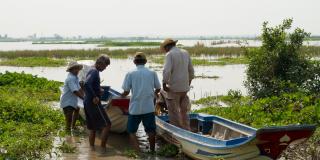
[78,86,130,133]
[156,114,316,160]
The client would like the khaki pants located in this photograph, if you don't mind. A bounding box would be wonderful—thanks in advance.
[165,91,191,130]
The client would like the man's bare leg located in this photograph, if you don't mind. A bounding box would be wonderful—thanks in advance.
[147,132,156,152]
[64,111,73,131]
[89,130,96,150]
[71,108,80,129]
[100,124,111,151]
[129,133,140,152]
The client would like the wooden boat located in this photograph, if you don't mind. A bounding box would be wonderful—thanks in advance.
[156,113,316,160]
[77,87,130,133]
[77,86,316,159]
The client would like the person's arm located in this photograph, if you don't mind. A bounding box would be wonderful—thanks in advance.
[73,90,84,100]
[67,77,84,100]
[188,55,195,85]
[162,54,173,92]
[121,91,130,97]
[121,73,131,97]
[154,72,161,97]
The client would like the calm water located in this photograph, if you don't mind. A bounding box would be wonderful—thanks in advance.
[0,40,319,51]
[0,59,246,100]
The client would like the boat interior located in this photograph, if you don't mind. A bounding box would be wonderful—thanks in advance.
[159,113,257,141]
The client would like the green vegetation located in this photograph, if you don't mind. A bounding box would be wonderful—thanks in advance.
[195,19,320,158]
[194,74,219,79]
[57,141,77,153]
[151,56,248,66]
[0,72,64,159]
[195,92,319,128]
[98,41,161,47]
[124,149,139,159]
[157,144,179,157]
[245,19,320,98]
[32,40,162,47]
[0,57,67,67]
[0,45,319,67]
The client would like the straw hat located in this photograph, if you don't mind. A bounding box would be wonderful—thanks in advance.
[160,38,178,51]
[134,52,147,60]
[66,61,83,72]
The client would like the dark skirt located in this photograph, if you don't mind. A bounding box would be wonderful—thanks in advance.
[84,101,111,130]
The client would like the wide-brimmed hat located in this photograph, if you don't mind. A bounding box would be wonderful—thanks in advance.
[134,52,147,60]
[66,61,83,72]
[160,38,178,51]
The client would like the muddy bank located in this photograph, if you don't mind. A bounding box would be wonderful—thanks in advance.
[54,126,180,160]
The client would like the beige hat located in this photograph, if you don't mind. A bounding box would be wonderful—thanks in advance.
[66,61,83,72]
[134,52,147,60]
[160,38,178,51]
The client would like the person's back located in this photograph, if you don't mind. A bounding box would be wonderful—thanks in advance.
[163,46,194,92]
[121,52,160,152]
[124,65,160,115]
[161,39,194,131]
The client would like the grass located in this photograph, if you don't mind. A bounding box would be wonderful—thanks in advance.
[57,141,77,153]
[194,74,220,79]
[98,41,161,47]
[0,46,318,67]
[150,56,248,66]
[32,40,162,47]
[1,46,319,59]
[0,57,67,67]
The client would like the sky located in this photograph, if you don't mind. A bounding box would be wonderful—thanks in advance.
[0,0,319,38]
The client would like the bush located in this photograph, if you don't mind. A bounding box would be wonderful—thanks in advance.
[245,19,320,98]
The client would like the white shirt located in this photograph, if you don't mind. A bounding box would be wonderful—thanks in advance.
[163,47,195,92]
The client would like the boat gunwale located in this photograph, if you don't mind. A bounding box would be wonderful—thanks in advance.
[156,114,258,150]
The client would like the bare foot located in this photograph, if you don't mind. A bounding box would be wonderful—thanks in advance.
[90,145,95,151]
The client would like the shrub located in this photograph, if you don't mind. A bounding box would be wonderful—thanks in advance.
[245,19,320,98]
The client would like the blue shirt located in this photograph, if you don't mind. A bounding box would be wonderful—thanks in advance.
[60,73,81,108]
[122,65,161,115]
[84,68,101,104]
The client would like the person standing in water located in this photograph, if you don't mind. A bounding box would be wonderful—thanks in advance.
[60,61,84,132]
[161,38,195,131]
[84,55,111,153]
[121,52,161,152]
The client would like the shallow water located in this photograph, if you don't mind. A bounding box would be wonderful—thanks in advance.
[0,59,247,100]
[50,124,178,160]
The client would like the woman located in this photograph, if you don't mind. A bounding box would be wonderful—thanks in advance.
[84,55,111,153]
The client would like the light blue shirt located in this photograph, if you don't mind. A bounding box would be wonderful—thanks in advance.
[122,65,161,115]
[60,73,81,108]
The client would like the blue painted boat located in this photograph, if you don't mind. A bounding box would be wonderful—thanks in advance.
[74,85,316,159]
[156,113,316,160]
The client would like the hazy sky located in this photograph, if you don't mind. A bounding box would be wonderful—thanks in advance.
[1,0,319,37]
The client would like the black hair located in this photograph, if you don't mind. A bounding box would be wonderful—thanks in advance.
[134,58,147,65]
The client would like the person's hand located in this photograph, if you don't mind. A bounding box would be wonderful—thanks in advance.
[100,88,104,96]
[93,96,100,105]
[163,84,170,92]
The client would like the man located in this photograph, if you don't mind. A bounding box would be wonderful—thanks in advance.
[84,55,111,153]
[60,61,84,131]
[121,52,161,152]
[161,38,195,130]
